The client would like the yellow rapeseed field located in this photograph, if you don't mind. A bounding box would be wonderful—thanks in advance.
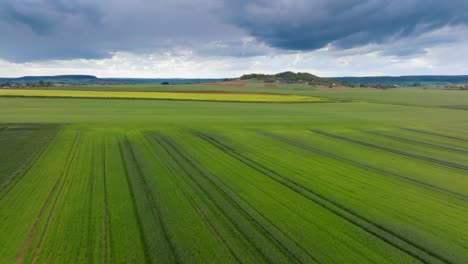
[0,89,323,102]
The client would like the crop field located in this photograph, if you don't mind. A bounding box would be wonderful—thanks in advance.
[17,82,468,109]
[0,85,467,263]
[0,89,323,103]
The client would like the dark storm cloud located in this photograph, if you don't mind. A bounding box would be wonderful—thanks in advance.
[0,0,109,61]
[0,0,238,62]
[225,0,468,51]
[0,0,468,62]
[1,3,52,35]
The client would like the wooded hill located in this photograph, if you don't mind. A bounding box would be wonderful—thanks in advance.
[240,71,342,85]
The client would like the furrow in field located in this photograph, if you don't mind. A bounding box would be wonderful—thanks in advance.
[195,131,452,264]
[29,132,84,264]
[16,133,81,263]
[249,131,468,262]
[177,132,413,263]
[121,137,180,264]
[151,133,318,264]
[86,143,98,263]
[260,131,468,201]
[356,131,468,167]
[15,131,82,264]
[151,134,280,264]
[142,134,245,264]
[118,141,152,264]
[312,130,468,172]
[401,128,468,143]
[104,135,145,263]
[187,193,243,263]
[83,137,109,263]
[102,138,110,264]
[366,131,468,155]
[391,129,468,151]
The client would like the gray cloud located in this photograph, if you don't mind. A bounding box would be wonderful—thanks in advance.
[1,0,468,62]
[0,0,241,62]
[225,0,468,52]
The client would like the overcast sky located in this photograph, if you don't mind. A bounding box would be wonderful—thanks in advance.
[1,0,468,78]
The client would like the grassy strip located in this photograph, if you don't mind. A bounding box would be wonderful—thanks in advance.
[365,131,468,155]
[312,130,468,172]
[195,131,453,264]
[260,131,468,201]
[401,128,468,142]
[151,133,316,264]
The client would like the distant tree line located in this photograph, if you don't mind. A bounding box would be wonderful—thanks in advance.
[1,81,55,88]
[444,84,468,90]
[240,71,342,86]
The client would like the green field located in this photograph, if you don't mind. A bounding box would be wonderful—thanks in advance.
[0,83,467,263]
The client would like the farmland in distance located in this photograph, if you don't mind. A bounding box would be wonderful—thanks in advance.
[1,83,468,263]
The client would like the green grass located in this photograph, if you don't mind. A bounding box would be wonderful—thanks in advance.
[0,124,58,195]
[0,84,467,263]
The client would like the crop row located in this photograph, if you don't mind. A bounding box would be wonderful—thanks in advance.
[193,131,451,263]
[197,128,468,263]
[1,126,468,263]
[312,130,468,171]
[260,131,468,201]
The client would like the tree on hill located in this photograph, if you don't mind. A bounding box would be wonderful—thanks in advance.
[240,71,341,85]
